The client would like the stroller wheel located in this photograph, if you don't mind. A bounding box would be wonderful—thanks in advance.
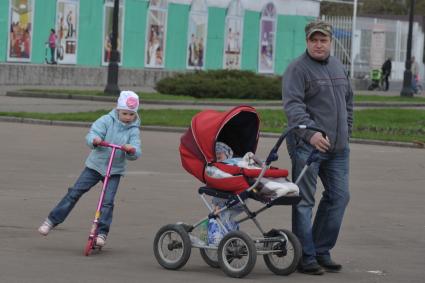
[200,248,219,268]
[153,224,191,270]
[218,231,256,278]
[263,229,302,275]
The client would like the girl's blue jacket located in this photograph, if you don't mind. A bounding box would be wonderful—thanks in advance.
[85,109,141,176]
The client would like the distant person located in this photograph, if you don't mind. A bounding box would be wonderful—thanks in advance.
[47,29,57,64]
[411,56,419,93]
[381,57,392,91]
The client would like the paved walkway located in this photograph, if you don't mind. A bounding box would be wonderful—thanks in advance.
[1,122,424,283]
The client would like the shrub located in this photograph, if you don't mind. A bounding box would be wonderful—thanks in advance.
[155,70,281,100]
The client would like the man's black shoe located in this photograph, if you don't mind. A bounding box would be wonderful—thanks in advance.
[297,262,325,275]
[316,258,342,273]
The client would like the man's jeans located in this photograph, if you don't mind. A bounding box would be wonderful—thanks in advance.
[412,76,418,93]
[287,136,350,265]
[48,167,121,235]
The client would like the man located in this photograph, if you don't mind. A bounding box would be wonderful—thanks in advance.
[381,57,392,91]
[282,20,353,275]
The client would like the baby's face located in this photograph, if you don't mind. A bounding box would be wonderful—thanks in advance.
[118,110,136,124]
[216,151,227,162]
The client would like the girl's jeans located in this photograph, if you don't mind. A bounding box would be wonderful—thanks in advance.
[287,135,350,266]
[48,167,121,236]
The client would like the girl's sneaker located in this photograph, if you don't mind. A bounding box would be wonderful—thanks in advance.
[96,234,107,247]
[38,219,53,236]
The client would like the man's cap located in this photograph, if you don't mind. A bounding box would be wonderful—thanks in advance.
[305,20,333,39]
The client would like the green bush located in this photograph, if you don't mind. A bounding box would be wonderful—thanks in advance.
[155,70,282,100]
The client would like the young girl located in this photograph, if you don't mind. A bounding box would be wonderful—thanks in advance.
[38,90,142,247]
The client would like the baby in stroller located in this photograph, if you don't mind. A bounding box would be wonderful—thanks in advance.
[207,141,299,246]
[154,106,324,278]
[210,141,299,199]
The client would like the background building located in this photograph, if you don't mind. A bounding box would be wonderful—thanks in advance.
[2,0,423,89]
[0,0,319,76]
[325,14,425,81]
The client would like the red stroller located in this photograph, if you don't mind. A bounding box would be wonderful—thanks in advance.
[153,105,325,278]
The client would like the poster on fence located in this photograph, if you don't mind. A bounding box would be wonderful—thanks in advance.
[187,5,207,69]
[258,3,276,74]
[224,17,242,69]
[7,0,34,62]
[145,1,167,68]
[55,0,79,64]
[102,0,124,65]
[223,0,244,69]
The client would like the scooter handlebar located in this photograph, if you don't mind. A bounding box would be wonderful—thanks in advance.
[98,141,135,154]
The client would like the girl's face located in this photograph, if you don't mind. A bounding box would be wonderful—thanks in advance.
[118,110,137,124]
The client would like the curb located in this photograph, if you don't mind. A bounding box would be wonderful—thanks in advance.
[6,91,425,108]
[1,116,423,149]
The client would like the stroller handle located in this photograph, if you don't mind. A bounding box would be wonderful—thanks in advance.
[265,125,326,165]
[98,141,136,154]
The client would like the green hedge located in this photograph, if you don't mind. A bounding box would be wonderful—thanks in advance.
[155,70,282,100]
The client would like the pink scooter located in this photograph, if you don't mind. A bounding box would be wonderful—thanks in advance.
[84,141,135,256]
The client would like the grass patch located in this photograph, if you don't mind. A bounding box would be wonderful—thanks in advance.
[22,89,194,101]
[21,88,425,104]
[354,95,425,103]
[1,108,424,143]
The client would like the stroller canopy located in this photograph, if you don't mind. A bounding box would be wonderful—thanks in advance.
[180,105,260,183]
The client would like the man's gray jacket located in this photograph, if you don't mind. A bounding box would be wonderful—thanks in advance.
[282,52,353,152]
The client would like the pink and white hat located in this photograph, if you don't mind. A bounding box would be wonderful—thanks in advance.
[116,90,139,112]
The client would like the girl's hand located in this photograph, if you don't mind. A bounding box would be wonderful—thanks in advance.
[122,144,135,154]
[93,137,102,146]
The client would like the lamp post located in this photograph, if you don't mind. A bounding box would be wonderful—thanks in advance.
[350,0,357,79]
[400,0,415,97]
[104,0,120,96]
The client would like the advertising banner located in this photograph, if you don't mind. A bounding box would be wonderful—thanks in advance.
[258,3,276,73]
[55,0,78,64]
[145,0,167,68]
[224,17,242,69]
[187,11,207,69]
[103,0,124,65]
[7,0,34,62]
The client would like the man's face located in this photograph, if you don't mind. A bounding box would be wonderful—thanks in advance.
[306,32,331,61]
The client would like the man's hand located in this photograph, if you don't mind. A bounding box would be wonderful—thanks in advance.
[93,137,102,146]
[309,132,330,153]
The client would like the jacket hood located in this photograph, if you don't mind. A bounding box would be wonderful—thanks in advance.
[109,109,141,128]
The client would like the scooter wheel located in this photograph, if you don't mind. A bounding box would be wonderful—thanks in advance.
[84,237,95,256]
